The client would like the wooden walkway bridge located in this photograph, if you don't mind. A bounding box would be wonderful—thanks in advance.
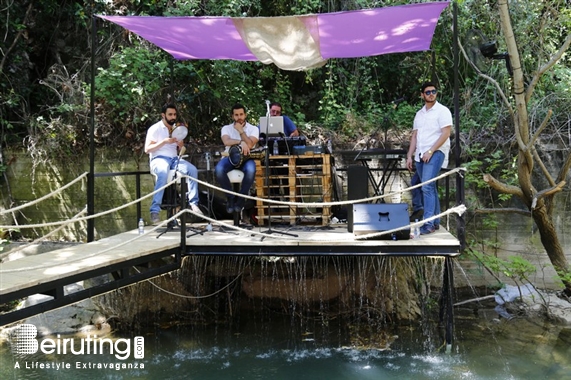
[0,222,460,345]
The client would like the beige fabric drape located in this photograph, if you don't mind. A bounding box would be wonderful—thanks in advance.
[233,16,326,71]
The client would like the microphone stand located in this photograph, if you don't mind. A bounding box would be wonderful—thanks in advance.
[260,101,297,239]
[187,151,213,237]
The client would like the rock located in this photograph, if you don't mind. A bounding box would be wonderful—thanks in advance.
[19,282,106,336]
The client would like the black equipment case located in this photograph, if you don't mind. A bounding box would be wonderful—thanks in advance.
[352,203,411,240]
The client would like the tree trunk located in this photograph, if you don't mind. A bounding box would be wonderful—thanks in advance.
[498,0,571,295]
[532,200,571,295]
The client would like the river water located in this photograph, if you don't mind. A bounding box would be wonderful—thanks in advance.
[2,296,570,380]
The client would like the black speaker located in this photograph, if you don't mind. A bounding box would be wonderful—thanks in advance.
[347,165,369,232]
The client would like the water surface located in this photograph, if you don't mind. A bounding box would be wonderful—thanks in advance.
[2,303,570,380]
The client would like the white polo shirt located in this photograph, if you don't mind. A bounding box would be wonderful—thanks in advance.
[413,101,452,168]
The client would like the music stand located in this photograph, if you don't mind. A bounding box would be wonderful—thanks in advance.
[260,104,297,239]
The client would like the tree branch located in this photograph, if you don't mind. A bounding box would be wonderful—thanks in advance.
[498,0,530,155]
[483,173,524,198]
[531,147,555,187]
[556,151,571,185]
[531,181,566,210]
[0,3,33,74]
[526,32,571,103]
[456,35,514,122]
[527,109,552,151]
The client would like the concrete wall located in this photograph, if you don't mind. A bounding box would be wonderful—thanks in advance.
[1,148,152,241]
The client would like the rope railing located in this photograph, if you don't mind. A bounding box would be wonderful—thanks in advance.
[0,172,89,215]
[0,167,466,228]
[0,207,186,273]
[0,167,467,272]
[0,175,179,230]
[188,166,467,208]
[0,207,88,262]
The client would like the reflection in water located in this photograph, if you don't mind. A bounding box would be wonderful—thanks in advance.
[2,255,570,379]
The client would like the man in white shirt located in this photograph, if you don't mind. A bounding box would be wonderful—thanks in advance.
[144,103,202,225]
[406,82,452,235]
[215,104,260,214]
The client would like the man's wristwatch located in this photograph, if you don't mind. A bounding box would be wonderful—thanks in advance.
[428,150,433,154]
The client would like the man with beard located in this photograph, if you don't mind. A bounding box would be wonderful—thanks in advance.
[215,104,260,214]
[405,82,451,235]
[145,103,203,225]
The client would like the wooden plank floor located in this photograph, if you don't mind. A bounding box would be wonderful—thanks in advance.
[184,221,461,256]
[0,229,182,297]
[1,222,459,295]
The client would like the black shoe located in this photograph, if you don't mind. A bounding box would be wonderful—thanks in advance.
[410,209,424,222]
[234,197,245,213]
[226,197,235,214]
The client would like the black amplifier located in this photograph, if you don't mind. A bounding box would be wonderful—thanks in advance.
[267,136,306,155]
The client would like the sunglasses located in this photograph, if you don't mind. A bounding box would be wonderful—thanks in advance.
[424,89,437,95]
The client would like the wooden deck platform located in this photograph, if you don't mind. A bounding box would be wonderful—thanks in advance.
[0,221,460,326]
[185,222,460,256]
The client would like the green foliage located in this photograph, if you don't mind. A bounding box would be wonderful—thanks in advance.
[555,268,571,291]
[96,46,171,122]
[467,247,537,286]
[462,143,516,211]
[2,0,570,176]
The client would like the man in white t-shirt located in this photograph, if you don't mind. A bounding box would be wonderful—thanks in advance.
[144,103,202,225]
[406,82,452,235]
[215,104,260,214]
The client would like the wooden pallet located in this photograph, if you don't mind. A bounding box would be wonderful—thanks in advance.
[254,153,332,226]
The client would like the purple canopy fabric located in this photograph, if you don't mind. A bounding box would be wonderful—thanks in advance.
[98,2,449,70]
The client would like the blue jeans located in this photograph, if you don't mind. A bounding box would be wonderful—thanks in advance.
[215,157,256,200]
[411,170,423,213]
[416,151,444,229]
[150,156,199,214]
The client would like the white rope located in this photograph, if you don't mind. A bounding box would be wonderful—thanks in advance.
[0,167,466,229]
[0,207,88,259]
[354,205,467,240]
[181,204,467,242]
[189,166,467,207]
[0,172,89,215]
[0,176,180,229]
[0,208,187,273]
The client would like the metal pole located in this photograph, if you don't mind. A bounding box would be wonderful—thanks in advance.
[443,257,455,350]
[453,1,465,250]
[180,178,187,256]
[88,12,96,242]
